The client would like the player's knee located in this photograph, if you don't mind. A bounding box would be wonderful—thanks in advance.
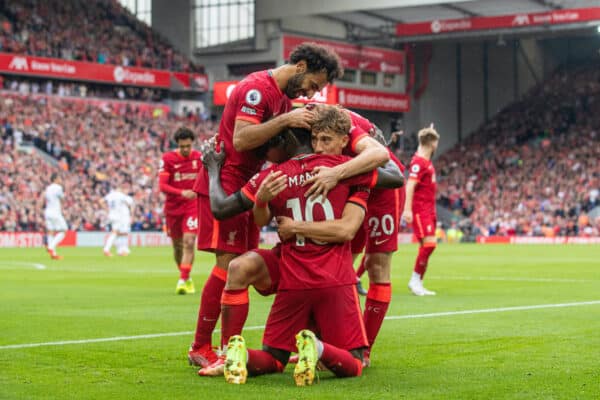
[227,257,251,287]
[365,254,391,282]
[182,236,195,250]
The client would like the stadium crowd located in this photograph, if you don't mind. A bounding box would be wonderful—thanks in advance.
[0,0,200,72]
[436,62,600,237]
[0,92,215,232]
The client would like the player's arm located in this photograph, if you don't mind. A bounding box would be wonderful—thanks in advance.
[402,178,417,224]
[233,107,314,152]
[277,202,365,243]
[373,161,404,189]
[203,142,287,220]
[305,135,389,199]
[158,158,195,199]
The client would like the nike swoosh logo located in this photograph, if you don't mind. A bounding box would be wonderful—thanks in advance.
[202,317,217,322]
[375,239,389,245]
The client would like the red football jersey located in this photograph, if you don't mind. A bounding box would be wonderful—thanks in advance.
[241,154,376,290]
[342,111,406,199]
[408,154,436,216]
[159,150,202,215]
[194,70,292,196]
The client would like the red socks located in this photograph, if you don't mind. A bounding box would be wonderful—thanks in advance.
[247,349,284,376]
[193,267,227,348]
[364,283,391,347]
[320,342,363,377]
[414,244,436,278]
[220,288,249,348]
[355,255,366,279]
[179,263,192,281]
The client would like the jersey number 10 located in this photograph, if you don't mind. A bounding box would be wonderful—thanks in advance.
[286,196,335,246]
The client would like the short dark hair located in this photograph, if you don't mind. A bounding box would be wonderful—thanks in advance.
[173,127,195,142]
[289,127,311,147]
[50,173,59,182]
[289,43,344,83]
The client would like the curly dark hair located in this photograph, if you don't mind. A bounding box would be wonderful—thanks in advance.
[173,127,195,142]
[289,42,344,83]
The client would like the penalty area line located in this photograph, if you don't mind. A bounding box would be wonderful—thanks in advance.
[2,299,600,350]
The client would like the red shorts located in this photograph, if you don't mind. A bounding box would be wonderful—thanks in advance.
[262,285,368,353]
[165,209,198,239]
[249,244,281,296]
[197,194,260,254]
[412,213,436,241]
[350,188,404,254]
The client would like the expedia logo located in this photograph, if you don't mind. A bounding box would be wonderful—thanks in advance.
[113,66,126,82]
[8,56,29,71]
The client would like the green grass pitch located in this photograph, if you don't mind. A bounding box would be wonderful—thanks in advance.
[1,244,599,399]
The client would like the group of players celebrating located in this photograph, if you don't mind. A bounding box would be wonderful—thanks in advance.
[157,42,440,386]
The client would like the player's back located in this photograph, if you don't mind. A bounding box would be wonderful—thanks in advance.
[268,154,372,290]
[196,70,291,195]
[105,190,133,218]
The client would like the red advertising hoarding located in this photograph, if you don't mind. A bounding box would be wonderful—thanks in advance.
[396,7,600,36]
[213,81,409,112]
[337,87,410,112]
[0,52,208,91]
[282,34,405,74]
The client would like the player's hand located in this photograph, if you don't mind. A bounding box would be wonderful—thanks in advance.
[256,170,288,203]
[181,190,197,200]
[202,140,225,173]
[275,216,296,241]
[402,210,413,224]
[285,107,315,130]
[303,166,339,200]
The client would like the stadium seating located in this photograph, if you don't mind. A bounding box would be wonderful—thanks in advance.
[0,92,215,232]
[0,0,199,72]
[435,62,600,237]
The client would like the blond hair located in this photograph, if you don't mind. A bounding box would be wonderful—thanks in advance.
[312,104,351,135]
[418,126,440,146]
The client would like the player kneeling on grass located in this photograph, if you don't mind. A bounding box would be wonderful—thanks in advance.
[159,127,202,295]
[198,108,403,385]
[102,184,134,257]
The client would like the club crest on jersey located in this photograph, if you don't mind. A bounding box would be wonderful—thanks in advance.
[245,89,262,105]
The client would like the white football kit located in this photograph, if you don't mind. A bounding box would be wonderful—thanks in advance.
[44,183,68,231]
[104,190,134,233]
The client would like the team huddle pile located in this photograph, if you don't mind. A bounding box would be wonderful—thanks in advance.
[155,43,441,386]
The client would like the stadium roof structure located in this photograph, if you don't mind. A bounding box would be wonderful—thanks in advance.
[256,0,600,46]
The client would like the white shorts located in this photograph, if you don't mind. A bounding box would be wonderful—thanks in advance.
[110,217,131,233]
[45,212,68,232]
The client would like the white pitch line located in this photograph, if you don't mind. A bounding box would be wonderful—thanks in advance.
[0,261,47,270]
[2,300,600,351]
[429,276,591,283]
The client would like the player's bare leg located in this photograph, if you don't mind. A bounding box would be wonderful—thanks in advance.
[353,253,368,296]
[176,233,196,294]
[409,236,437,296]
[189,251,236,367]
[362,252,392,366]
